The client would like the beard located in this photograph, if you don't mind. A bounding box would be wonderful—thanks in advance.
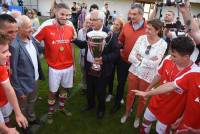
[56,18,66,26]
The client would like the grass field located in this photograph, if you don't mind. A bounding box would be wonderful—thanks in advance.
[33,46,144,134]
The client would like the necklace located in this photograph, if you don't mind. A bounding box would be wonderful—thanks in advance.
[55,24,65,52]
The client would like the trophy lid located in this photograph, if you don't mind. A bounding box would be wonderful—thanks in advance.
[87,31,108,39]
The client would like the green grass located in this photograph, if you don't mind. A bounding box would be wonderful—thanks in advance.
[35,46,156,134]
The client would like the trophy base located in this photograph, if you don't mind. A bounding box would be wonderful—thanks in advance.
[88,67,102,77]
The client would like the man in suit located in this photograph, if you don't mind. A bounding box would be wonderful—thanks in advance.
[73,10,119,119]
[10,15,44,133]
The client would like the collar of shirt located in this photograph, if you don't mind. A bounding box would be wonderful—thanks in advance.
[93,25,103,32]
[132,19,144,31]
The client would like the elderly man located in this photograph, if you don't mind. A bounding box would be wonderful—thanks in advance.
[10,15,44,133]
[73,10,119,119]
[111,3,147,113]
[0,14,28,131]
[34,3,76,124]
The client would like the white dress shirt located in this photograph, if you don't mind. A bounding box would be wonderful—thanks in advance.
[25,40,39,80]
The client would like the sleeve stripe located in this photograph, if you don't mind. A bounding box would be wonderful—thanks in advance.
[1,78,9,84]
[174,65,199,89]
[33,19,53,37]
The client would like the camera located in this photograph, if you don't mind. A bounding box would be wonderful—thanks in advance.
[157,0,185,7]
[165,17,187,37]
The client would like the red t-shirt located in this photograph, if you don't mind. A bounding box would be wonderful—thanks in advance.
[175,67,200,130]
[0,65,9,107]
[34,19,74,69]
[148,56,196,125]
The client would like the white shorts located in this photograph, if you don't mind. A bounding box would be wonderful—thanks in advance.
[49,66,73,92]
[144,108,169,134]
[0,102,13,123]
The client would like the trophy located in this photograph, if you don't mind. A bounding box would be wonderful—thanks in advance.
[87,31,108,76]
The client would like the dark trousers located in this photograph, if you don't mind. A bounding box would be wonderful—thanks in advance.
[114,58,131,106]
[86,74,108,113]
[107,63,116,95]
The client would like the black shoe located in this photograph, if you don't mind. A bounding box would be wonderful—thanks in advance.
[97,111,104,119]
[81,106,94,112]
[110,104,121,114]
[80,89,87,95]
[21,127,32,134]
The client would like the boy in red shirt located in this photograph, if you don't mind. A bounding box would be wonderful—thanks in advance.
[0,33,28,133]
[133,36,196,134]
[134,66,200,134]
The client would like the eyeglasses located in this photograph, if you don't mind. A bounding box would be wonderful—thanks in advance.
[145,45,152,55]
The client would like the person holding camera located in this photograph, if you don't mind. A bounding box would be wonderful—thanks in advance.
[178,0,200,65]
[149,3,175,55]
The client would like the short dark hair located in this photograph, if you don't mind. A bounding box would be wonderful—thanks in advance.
[0,14,16,29]
[170,36,195,56]
[2,3,9,9]
[56,3,70,10]
[0,32,9,45]
[89,4,99,12]
[131,3,144,15]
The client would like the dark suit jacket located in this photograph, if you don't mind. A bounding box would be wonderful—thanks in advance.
[10,35,44,96]
[73,26,120,78]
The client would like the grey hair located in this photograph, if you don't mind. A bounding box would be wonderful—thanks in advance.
[97,10,105,23]
[15,15,31,28]
[131,3,144,15]
[91,10,105,23]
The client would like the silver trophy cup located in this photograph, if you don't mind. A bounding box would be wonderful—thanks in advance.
[87,31,108,72]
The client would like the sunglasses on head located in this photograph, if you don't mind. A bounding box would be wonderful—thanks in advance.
[145,45,152,55]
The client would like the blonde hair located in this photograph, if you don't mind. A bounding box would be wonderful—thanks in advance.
[111,16,126,32]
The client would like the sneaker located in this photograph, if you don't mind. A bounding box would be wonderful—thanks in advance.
[120,99,124,104]
[47,112,54,124]
[106,94,113,102]
[120,115,128,124]
[133,118,140,128]
[47,118,53,124]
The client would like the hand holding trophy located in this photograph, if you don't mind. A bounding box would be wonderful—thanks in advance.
[87,31,108,76]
